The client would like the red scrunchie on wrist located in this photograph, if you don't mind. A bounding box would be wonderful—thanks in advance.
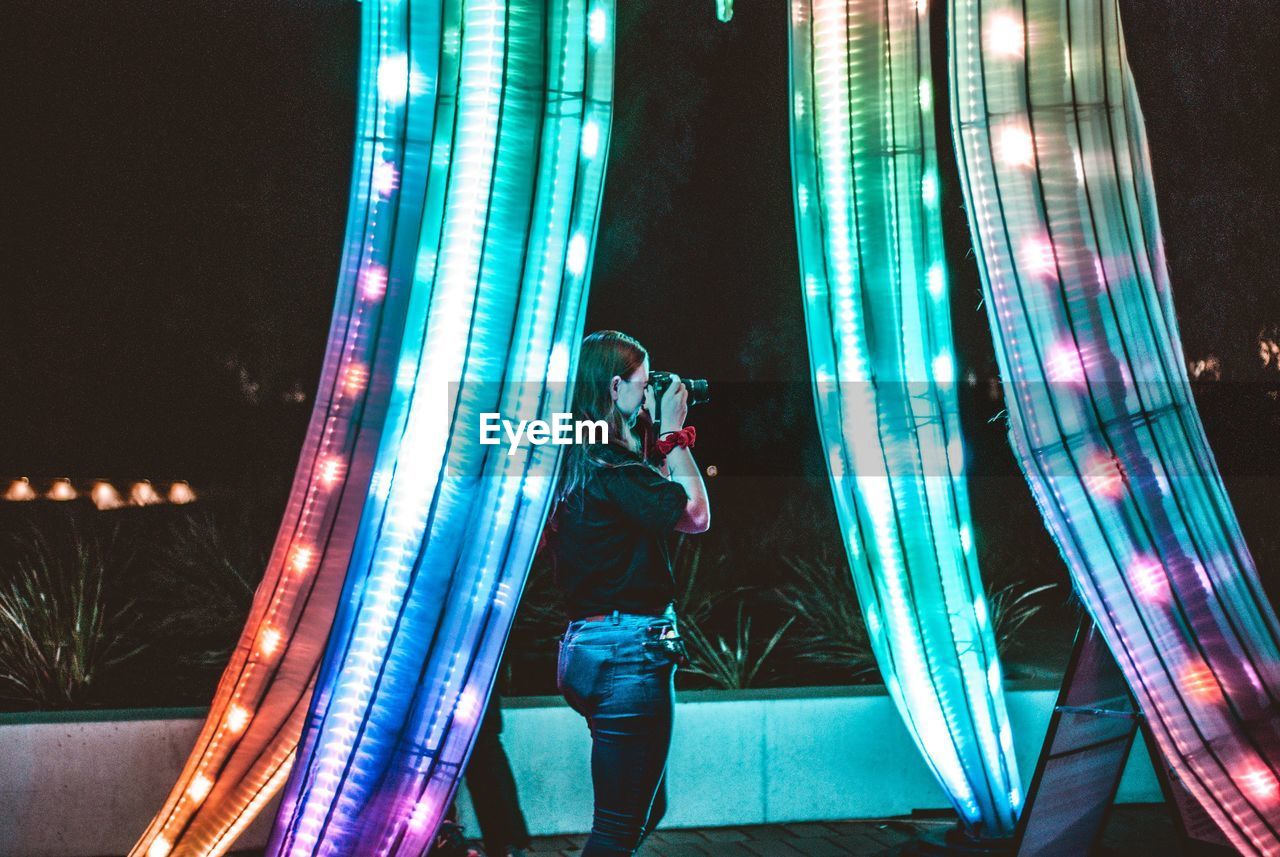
[656,425,696,457]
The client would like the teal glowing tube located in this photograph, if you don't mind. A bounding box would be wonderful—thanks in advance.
[949,1,1280,851]
[789,0,1021,837]
[263,0,615,854]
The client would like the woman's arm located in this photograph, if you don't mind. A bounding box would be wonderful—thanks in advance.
[665,444,709,533]
[655,376,710,533]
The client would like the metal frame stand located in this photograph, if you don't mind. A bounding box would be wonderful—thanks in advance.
[1010,616,1235,856]
[900,616,1237,855]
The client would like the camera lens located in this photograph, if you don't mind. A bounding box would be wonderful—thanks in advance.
[649,371,710,407]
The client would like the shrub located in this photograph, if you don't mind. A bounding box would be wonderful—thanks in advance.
[671,535,794,690]
[774,554,878,683]
[987,581,1058,657]
[138,507,265,671]
[679,600,794,690]
[0,512,147,708]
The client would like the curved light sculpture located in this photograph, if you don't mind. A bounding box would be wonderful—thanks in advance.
[949,0,1280,852]
[789,0,1021,837]
[131,2,429,853]
[265,0,614,853]
[132,1,614,855]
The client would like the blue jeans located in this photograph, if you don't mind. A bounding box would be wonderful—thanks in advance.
[557,605,682,857]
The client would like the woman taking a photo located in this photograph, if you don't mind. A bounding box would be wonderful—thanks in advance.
[550,330,711,857]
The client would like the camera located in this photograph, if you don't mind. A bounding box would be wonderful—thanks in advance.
[648,371,710,407]
[648,371,710,428]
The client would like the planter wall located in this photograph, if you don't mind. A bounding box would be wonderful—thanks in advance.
[0,684,1160,857]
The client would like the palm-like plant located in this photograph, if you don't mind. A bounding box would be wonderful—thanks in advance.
[0,514,146,708]
[679,601,795,690]
[986,581,1058,658]
[670,535,793,690]
[774,554,878,682]
[142,508,266,669]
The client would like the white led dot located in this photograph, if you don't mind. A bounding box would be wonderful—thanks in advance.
[932,352,955,384]
[226,705,250,733]
[377,55,409,104]
[396,359,417,393]
[922,173,938,206]
[928,264,945,298]
[567,234,588,276]
[588,8,607,45]
[996,124,1035,168]
[988,661,1003,695]
[259,627,282,657]
[581,119,600,159]
[188,774,213,802]
[986,11,1025,58]
[548,342,570,382]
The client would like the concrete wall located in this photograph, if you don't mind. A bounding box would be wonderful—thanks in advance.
[0,707,279,857]
[0,684,1161,857]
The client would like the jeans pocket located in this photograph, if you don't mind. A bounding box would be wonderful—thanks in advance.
[560,638,613,716]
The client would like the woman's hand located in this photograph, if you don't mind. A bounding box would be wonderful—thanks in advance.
[658,374,688,435]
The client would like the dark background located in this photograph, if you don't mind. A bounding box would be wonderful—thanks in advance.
[3,1,1279,594]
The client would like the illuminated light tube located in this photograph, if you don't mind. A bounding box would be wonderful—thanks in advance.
[133,1,614,854]
[949,0,1280,852]
[266,0,615,854]
[789,0,1020,837]
[130,0,436,852]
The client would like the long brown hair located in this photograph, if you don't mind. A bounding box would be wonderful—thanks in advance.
[554,330,657,508]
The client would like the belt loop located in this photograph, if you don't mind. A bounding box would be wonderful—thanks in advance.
[610,609,620,625]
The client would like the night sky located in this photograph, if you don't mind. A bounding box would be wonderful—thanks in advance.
[3,2,1279,558]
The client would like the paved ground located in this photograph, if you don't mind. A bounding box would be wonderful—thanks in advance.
[528,804,1184,856]
[225,804,1193,856]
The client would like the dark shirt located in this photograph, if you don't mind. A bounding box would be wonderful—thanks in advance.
[551,445,689,619]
